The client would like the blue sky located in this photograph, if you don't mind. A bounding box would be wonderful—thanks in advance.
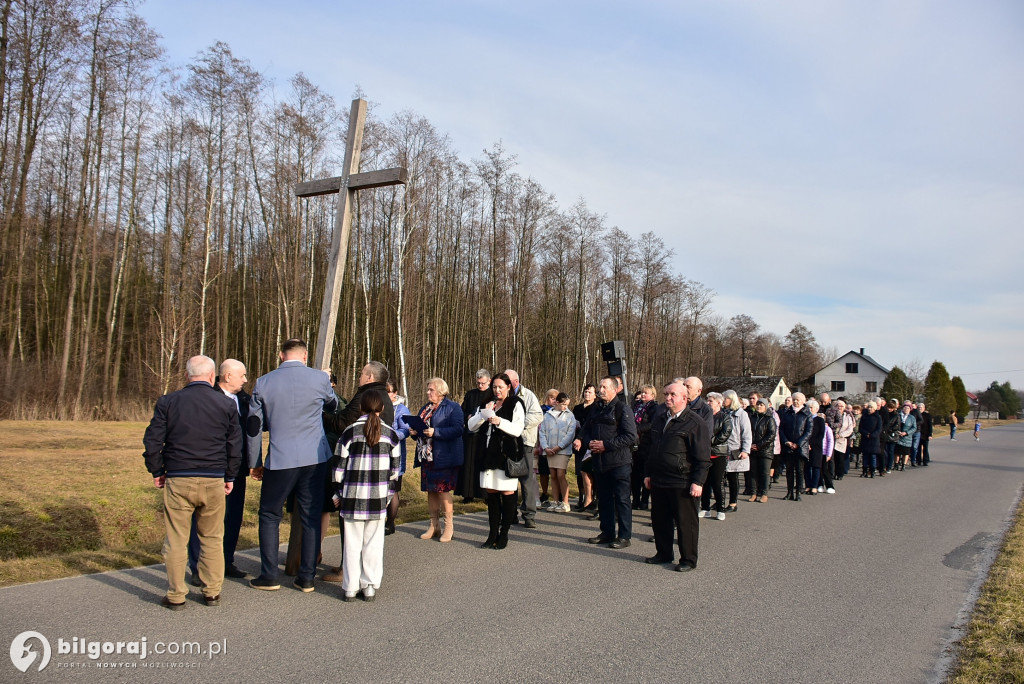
[138,0,1024,390]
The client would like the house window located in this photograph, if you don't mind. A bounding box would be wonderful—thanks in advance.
[846,363,859,373]
[865,381,877,393]
[831,381,845,392]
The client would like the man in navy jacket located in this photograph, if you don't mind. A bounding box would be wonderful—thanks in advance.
[143,355,242,609]
[583,376,638,549]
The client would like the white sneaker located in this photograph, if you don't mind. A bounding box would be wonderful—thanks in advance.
[698,510,708,518]
[716,511,726,521]
[826,487,836,494]
[817,486,825,493]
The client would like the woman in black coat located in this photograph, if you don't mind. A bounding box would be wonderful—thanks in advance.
[858,401,883,478]
[748,398,776,502]
[700,393,733,520]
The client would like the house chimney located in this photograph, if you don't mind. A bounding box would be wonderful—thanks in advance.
[860,347,864,355]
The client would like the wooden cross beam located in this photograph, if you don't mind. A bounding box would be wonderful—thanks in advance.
[295,98,407,370]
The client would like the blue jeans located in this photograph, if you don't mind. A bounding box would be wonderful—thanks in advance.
[806,466,821,490]
[596,463,632,540]
[257,461,327,582]
[950,425,957,439]
[911,433,921,463]
[884,443,896,471]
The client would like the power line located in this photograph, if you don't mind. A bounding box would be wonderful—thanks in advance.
[957,369,1024,376]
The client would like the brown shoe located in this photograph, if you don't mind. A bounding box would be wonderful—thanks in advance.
[747,495,757,502]
[203,594,221,606]
[322,571,343,583]
[759,495,768,503]
[330,566,342,574]
[161,596,186,610]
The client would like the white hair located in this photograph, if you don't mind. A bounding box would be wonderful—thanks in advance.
[186,355,216,379]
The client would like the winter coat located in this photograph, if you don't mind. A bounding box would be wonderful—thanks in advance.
[834,412,855,453]
[538,408,577,455]
[710,410,733,458]
[580,395,638,473]
[468,394,525,472]
[644,405,711,489]
[333,417,401,521]
[896,412,918,447]
[750,411,777,456]
[780,405,814,457]
[858,411,883,455]
[413,397,464,469]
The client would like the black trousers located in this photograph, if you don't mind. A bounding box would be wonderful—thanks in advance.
[651,486,699,567]
[784,451,805,496]
[752,454,773,495]
[919,437,930,465]
[631,454,649,507]
[700,456,727,511]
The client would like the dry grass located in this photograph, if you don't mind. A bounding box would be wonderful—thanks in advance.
[0,420,496,587]
[947,494,1024,683]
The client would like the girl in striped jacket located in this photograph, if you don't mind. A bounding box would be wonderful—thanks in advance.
[333,390,401,602]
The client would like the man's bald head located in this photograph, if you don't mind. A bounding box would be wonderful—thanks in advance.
[503,369,520,389]
[218,358,247,394]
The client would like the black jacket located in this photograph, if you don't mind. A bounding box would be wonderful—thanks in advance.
[644,404,711,489]
[710,410,733,458]
[919,411,933,438]
[689,396,714,436]
[143,381,242,481]
[476,394,524,472]
[580,395,638,473]
[634,400,657,457]
[780,405,813,456]
[858,411,883,455]
[461,387,494,428]
[327,381,394,436]
[750,411,777,455]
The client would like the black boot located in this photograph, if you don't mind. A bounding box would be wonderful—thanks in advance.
[496,493,517,549]
[480,493,500,549]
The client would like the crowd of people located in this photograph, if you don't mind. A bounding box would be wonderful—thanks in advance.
[142,341,941,607]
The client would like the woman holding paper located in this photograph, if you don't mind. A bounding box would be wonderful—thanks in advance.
[467,373,525,549]
[409,378,464,542]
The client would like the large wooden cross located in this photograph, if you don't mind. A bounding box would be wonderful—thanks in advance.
[295,98,408,369]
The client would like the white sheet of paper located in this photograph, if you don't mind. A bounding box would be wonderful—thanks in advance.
[479,408,495,420]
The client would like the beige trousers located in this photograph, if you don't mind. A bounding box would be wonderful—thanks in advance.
[163,477,226,601]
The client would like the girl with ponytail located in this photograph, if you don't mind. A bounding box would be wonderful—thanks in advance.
[332,390,401,602]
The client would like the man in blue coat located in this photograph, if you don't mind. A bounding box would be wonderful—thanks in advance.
[583,376,638,549]
[248,339,338,592]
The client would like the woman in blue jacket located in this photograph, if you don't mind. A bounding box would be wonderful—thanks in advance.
[410,377,464,542]
[385,379,411,535]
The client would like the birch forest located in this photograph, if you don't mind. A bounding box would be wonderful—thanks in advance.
[0,1,825,419]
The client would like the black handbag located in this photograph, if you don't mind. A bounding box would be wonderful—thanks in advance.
[504,455,529,478]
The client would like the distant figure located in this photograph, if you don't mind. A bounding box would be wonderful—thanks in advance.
[247,339,338,593]
[332,391,401,602]
[143,355,242,609]
[385,379,411,535]
[916,403,932,466]
[973,420,981,441]
[538,391,577,512]
[949,410,958,440]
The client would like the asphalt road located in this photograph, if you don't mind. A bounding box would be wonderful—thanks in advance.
[2,424,1021,683]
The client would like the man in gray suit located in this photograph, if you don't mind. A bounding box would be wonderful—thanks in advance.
[247,339,338,592]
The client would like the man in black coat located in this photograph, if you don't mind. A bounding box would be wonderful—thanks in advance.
[187,358,251,582]
[583,376,638,549]
[143,355,242,609]
[682,376,714,436]
[916,402,933,466]
[644,381,711,571]
[459,369,494,503]
[779,391,813,499]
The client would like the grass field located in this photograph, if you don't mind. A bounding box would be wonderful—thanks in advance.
[0,420,493,587]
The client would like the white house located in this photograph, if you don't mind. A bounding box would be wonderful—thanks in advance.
[812,348,889,398]
[703,376,792,409]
